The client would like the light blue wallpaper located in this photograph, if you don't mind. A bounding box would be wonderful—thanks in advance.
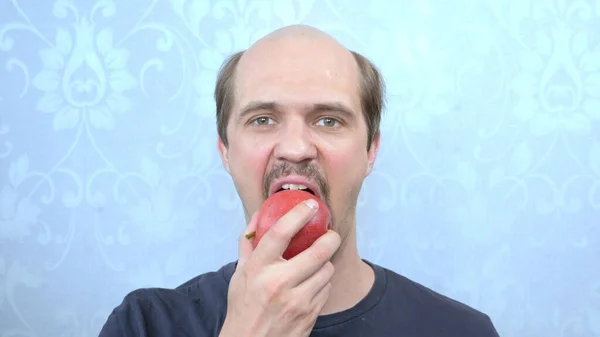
[1,0,599,336]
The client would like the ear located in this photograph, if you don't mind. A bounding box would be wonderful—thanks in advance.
[365,132,380,177]
[217,137,231,174]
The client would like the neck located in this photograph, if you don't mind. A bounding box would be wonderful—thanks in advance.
[319,226,375,315]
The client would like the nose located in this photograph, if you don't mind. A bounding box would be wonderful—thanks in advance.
[273,118,317,163]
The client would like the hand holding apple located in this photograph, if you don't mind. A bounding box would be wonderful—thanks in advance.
[219,191,340,337]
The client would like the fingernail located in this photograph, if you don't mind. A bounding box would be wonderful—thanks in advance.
[305,199,318,209]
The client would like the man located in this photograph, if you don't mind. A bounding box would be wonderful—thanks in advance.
[99,24,500,336]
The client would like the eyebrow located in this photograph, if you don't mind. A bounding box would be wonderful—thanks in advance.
[237,101,356,121]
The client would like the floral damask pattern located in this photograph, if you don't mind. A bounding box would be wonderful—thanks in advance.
[0,0,599,336]
[1,155,41,240]
[509,0,600,136]
[32,24,137,131]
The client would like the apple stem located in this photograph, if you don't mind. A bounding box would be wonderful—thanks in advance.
[244,231,256,240]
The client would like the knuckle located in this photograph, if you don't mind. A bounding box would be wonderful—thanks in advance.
[263,279,285,301]
[324,231,341,249]
[241,261,258,278]
[312,246,330,263]
[268,224,287,241]
[283,295,310,317]
[332,232,342,246]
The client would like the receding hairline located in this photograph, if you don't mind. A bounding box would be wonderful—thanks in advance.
[224,26,362,125]
[236,24,355,74]
[214,28,385,149]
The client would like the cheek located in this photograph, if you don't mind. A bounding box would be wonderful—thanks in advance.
[228,140,272,198]
[325,145,368,182]
[323,147,367,206]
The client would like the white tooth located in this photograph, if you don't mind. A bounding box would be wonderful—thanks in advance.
[282,184,290,190]
[289,184,299,190]
[298,184,308,190]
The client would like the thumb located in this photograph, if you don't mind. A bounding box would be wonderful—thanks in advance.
[237,211,258,267]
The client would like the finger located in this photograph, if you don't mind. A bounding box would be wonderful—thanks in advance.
[286,230,341,286]
[253,199,319,262]
[294,261,335,301]
[310,282,332,316]
[237,211,258,268]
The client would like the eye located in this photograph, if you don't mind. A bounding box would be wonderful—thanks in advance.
[316,117,340,128]
[252,116,274,126]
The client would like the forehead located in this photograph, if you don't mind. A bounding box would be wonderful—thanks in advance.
[233,38,361,113]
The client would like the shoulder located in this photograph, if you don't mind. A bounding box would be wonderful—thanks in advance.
[99,261,237,336]
[380,265,499,336]
[174,260,236,298]
[123,260,235,305]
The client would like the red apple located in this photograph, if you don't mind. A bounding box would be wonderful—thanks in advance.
[252,189,331,260]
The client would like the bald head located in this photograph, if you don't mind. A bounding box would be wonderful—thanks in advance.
[214,24,385,150]
[233,24,361,120]
[251,24,345,47]
[239,24,356,80]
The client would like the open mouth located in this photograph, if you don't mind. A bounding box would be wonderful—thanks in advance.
[275,183,316,196]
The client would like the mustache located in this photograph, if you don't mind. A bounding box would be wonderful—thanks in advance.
[263,162,329,203]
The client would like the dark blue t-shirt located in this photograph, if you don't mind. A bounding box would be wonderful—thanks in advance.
[99,260,500,336]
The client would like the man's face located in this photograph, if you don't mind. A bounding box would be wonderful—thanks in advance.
[218,34,379,241]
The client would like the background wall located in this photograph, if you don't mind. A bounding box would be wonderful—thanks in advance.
[1,0,599,336]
